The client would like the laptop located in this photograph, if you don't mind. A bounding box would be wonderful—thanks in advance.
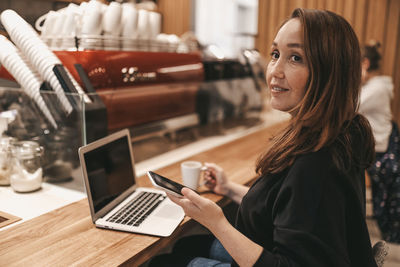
[78,129,185,237]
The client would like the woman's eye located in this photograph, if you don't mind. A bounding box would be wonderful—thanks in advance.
[291,55,302,62]
[270,51,279,59]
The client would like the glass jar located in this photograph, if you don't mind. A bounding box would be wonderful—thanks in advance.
[0,136,16,186]
[10,141,43,192]
[42,126,79,183]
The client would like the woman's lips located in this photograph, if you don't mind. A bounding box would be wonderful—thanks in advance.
[271,86,289,92]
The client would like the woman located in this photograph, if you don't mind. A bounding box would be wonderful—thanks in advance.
[359,42,399,243]
[152,8,377,266]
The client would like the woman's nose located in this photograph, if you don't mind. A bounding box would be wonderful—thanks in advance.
[269,60,285,79]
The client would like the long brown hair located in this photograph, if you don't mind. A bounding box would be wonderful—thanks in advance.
[256,8,375,175]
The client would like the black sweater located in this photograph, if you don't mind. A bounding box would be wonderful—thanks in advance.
[234,149,377,267]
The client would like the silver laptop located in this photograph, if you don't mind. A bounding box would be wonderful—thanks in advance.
[78,129,185,237]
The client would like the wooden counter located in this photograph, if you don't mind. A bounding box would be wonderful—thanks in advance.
[0,122,286,267]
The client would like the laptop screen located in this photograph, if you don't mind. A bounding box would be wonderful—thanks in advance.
[83,135,135,213]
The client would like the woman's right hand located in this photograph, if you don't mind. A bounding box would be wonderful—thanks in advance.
[203,162,230,196]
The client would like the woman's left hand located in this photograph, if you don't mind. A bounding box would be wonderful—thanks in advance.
[167,187,227,231]
[169,188,263,267]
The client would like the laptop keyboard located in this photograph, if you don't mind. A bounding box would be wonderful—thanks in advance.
[106,191,166,227]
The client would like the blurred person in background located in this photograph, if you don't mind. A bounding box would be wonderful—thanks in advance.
[359,41,400,244]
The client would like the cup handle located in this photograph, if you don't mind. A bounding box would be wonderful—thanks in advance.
[198,166,209,187]
[35,12,48,32]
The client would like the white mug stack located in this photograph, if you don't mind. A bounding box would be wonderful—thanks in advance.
[0,35,57,129]
[80,0,104,50]
[121,2,139,51]
[148,11,162,51]
[36,10,58,38]
[139,10,149,51]
[1,9,89,114]
[60,4,80,49]
[102,1,122,50]
[36,0,199,53]
[33,0,169,52]
[50,8,66,48]
[1,9,73,115]
[148,11,161,39]
[36,3,82,50]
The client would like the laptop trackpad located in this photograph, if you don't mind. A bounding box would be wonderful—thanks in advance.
[154,204,183,219]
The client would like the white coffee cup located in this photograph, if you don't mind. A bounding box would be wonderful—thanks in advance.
[81,0,103,35]
[148,11,161,39]
[121,3,138,38]
[50,9,66,37]
[35,10,58,37]
[181,161,207,190]
[102,1,122,36]
[62,3,79,37]
[137,9,150,40]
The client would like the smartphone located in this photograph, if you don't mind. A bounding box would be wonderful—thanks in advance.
[147,171,185,197]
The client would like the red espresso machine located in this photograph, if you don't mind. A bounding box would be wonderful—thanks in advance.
[0,49,204,142]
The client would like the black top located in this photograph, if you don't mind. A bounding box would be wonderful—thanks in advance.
[234,149,377,267]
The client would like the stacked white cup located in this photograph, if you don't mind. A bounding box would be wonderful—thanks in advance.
[35,10,58,46]
[34,0,166,53]
[102,1,122,50]
[148,12,161,37]
[0,35,57,129]
[81,0,104,50]
[81,0,103,35]
[136,9,150,50]
[148,11,161,51]
[121,2,139,51]
[35,3,80,50]
[60,3,80,50]
[49,9,67,48]
[1,9,73,115]
[1,9,89,113]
